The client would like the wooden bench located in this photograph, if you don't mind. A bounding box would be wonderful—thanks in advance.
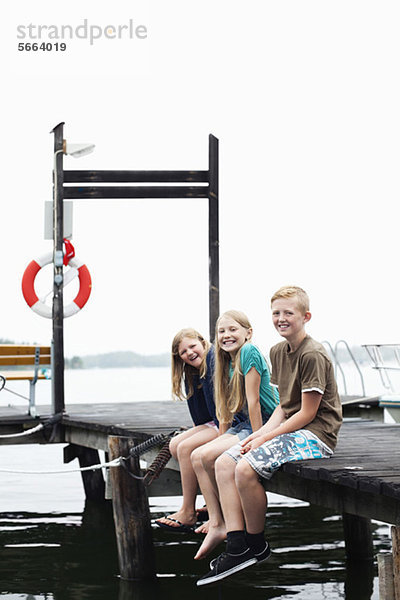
[0,344,51,417]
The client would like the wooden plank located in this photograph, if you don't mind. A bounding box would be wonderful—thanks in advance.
[0,345,51,356]
[64,426,110,453]
[382,481,400,500]
[0,356,51,366]
[264,469,400,524]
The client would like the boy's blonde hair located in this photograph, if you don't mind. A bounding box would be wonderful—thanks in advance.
[271,285,310,315]
[214,310,252,424]
[171,328,210,402]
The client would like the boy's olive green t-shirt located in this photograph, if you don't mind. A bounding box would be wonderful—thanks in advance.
[269,335,342,450]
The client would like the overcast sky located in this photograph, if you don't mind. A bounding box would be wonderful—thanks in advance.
[2,1,399,359]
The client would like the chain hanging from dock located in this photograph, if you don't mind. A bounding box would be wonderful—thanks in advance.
[143,438,172,486]
[126,433,170,458]
[120,431,181,484]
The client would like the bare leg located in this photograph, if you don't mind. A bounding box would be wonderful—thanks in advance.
[215,453,245,532]
[156,426,217,528]
[191,433,239,559]
[235,459,267,534]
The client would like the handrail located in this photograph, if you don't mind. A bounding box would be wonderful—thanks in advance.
[322,341,347,395]
[334,340,366,397]
[362,344,400,394]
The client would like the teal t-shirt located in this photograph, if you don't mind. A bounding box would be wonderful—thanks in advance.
[230,343,280,415]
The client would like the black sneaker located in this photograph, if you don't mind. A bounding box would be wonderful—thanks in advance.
[253,541,271,563]
[197,548,257,586]
[209,541,271,570]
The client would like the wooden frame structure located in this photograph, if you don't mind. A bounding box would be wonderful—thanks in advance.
[51,122,219,414]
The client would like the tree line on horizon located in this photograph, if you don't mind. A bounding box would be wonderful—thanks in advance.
[65,351,171,369]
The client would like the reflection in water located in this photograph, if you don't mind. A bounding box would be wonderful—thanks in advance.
[0,500,390,600]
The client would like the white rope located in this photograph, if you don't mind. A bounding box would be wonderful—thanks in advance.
[0,457,122,474]
[0,423,44,439]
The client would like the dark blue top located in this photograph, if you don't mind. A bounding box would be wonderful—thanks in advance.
[186,346,246,427]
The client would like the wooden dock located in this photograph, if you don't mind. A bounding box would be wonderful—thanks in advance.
[1,402,400,592]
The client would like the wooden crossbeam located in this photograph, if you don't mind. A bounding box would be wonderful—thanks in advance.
[64,170,209,183]
[63,185,209,199]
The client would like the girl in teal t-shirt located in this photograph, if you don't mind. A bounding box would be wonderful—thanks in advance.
[215,310,279,438]
[192,309,279,561]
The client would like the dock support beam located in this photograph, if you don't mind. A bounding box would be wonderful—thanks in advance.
[64,444,106,502]
[108,436,156,580]
[342,512,374,561]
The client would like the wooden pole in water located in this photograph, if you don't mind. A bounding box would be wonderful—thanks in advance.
[108,436,156,580]
[378,553,395,600]
[377,526,400,600]
[342,512,374,561]
[392,525,400,600]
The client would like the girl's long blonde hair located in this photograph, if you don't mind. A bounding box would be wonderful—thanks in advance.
[171,328,210,402]
[214,310,252,424]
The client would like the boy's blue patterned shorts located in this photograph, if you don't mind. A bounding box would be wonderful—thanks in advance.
[224,429,333,480]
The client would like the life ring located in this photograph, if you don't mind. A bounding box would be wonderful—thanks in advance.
[22,252,92,318]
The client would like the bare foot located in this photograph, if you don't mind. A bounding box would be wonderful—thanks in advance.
[194,524,226,560]
[195,520,209,534]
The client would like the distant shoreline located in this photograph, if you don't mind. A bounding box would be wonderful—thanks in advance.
[65,351,170,369]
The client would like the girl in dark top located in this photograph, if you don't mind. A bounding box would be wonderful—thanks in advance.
[156,328,219,532]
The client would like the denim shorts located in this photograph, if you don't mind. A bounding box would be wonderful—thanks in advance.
[225,429,333,480]
[225,407,270,441]
[225,419,252,440]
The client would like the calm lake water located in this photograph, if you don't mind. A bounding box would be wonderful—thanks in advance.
[0,367,393,599]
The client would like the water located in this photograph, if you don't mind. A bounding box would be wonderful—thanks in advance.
[0,367,393,599]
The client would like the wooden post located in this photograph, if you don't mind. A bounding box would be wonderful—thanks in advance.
[342,512,374,561]
[64,444,106,502]
[208,134,219,342]
[378,554,395,600]
[51,122,65,415]
[392,525,400,600]
[108,436,156,580]
[377,526,400,600]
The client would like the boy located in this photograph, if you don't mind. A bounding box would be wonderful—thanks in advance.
[197,285,342,586]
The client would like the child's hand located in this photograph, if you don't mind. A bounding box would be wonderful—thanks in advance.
[240,431,263,454]
[240,436,265,454]
[240,431,258,447]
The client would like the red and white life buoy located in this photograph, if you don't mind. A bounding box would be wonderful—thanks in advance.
[22,252,92,318]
